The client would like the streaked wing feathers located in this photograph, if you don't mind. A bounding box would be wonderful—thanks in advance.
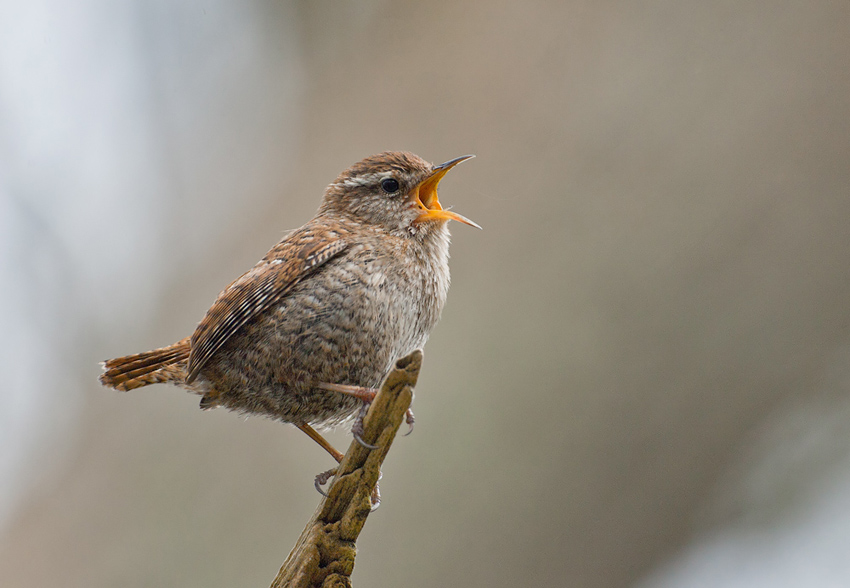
[186,236,348,383]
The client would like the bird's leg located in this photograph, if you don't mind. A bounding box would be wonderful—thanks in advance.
[296,422,381,508]
[319,382,379,403]
[296,422,345,462]
[319,382,416,447]
[319,382,379,449]
[296,423,344,496]
[316,382,418,511]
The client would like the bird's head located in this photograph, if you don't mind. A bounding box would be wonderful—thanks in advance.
[320,151,480,237]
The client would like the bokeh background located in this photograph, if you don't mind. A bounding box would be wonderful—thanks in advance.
[2,1,850,586]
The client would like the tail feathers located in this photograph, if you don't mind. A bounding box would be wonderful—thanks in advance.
[100,337,191,391]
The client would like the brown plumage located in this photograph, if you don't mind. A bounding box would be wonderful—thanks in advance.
[100,151,478,463]
[100,337,189,391]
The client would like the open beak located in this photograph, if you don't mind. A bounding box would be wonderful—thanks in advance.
[412,155,481,229]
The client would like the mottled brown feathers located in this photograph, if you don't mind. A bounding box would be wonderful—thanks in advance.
[186,233,349,383]
[100,337,190,391]
[99,151,474,443]
[335,151,429,181]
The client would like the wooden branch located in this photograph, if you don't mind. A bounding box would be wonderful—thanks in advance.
[269,350,422,588]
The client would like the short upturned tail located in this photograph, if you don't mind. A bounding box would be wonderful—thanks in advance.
[99,337,191,391]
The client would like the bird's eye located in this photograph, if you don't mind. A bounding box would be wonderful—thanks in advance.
[380,178,400,194]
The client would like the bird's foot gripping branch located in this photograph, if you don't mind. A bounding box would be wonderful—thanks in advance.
[269,350,422,588]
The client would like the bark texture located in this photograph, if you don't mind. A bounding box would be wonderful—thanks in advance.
[270,350,421,588]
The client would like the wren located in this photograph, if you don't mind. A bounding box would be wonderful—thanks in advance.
[100,151,478,471]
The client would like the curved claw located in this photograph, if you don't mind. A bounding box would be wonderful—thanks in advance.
[351,403,380,449]
[403,408,415,436]
[314,467,337,496]
[354,430,380,450]
[314,477,329,497]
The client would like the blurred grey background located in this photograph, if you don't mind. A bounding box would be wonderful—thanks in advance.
[1,1,849,586]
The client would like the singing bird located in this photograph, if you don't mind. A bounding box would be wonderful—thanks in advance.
[100,151,478,481]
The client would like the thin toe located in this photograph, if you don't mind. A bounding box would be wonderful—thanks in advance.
[314,466,337,496]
